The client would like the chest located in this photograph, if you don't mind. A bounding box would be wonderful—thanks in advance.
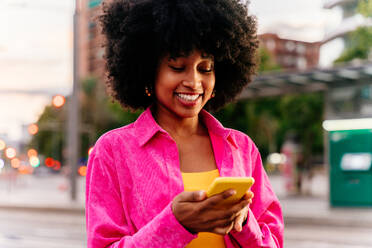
[176,136,218,173]
[118,136,249,230]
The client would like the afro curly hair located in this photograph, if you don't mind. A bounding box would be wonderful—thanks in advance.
[100,0,259,111]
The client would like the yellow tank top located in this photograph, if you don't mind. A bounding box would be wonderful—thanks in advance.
[181,169,226,248]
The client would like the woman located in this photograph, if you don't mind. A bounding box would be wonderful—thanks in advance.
[86,0,284,247]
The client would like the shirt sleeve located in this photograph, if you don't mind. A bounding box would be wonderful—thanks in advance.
[228,201,283,247]
[227,142,284,247]
[85,140,197,248]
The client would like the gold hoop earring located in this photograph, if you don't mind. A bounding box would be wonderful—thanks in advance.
[211,90,216,98]
[145,86,151,97]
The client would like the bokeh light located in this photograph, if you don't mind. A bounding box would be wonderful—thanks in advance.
[11,158,20,168]
[88,147,94,156]
[28,124,39,135]
[78,165,87,176]
[267,153,286,165]
[45,157,54,167]
[27,149,38,157]
[18,165,33,175]
[53,160,61,170]
[5,147,16,159]
[29,156,40,167]
[52,94,66,108]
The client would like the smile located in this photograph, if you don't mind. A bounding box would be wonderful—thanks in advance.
[175,93,202,102]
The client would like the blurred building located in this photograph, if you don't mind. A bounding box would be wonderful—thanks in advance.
[259,33,321,71]
[78,0,106,82]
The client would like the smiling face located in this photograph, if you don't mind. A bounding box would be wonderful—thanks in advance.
[154,50,215,121]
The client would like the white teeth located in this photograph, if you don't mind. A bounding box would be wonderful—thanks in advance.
[176,93,200,101]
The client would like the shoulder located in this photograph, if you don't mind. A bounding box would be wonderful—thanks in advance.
[92,123,137,157]
[228,128,259,155]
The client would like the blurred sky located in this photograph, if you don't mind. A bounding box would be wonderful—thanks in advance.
[0,0,73,143]
[0,0,343,142]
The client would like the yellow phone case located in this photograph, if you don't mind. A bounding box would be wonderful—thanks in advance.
[206,177,255,205]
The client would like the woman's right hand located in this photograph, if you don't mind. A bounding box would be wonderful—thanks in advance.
[171,190,249,235]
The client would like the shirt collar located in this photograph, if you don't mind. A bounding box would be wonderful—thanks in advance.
[134,107,166,147]
[199,110,238,149]
[134,107,238,148]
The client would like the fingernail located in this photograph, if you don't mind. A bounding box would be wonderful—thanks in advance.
[199,191,205,198]
[230,190,237,195]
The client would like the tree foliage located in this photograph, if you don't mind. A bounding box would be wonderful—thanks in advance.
[335,0,372,63]
[258,47,281,72]
[29,77,141,166]
[358,0,372,17]
[215,93,324,165]
[215,44,324,166]
[334,26,372,63]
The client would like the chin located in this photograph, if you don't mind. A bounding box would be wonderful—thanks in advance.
[175,109,201,119]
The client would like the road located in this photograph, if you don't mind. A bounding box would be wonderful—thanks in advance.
[0,209,372,248]
[0,209,85,248]
[285,224,372,248]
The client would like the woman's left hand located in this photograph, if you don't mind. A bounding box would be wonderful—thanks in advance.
[233,190,254,232]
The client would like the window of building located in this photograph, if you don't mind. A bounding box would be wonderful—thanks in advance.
[296,44,306,54]
[285,41,296,52]
[266,39,276,50]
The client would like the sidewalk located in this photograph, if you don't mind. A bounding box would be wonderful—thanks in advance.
[0,173,85,214]
[1,171,372,228]
[270,172,372,228]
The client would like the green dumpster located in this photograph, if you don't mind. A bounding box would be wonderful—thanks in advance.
[329,129,372,207]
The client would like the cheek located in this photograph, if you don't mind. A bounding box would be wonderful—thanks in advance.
[154,75,171,94]
[156,74,178,89]
[205,76,215,91]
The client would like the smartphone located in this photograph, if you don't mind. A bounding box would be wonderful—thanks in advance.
[206,177,255,206]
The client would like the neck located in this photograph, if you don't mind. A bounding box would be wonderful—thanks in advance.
[152,106,206,139]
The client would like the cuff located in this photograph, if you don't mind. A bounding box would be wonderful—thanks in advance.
[135,202,197,247]
[229,208,263,246]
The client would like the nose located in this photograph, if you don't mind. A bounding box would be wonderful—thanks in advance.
[182,68,202,89]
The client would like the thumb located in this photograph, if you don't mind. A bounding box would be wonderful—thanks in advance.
[180,190,206,202]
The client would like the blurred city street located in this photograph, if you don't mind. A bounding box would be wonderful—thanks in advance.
[0,170,372,247]
[1,0,372,247]
[0,208,85,248]
[0,174,85,248]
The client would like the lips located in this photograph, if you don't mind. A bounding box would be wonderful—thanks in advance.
[174,92,203,106]
[175,93,201,101]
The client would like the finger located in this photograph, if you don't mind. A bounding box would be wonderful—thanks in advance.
[214,210,238,223]
[242,190,254,200]
[213,227,229,235]
[233,213,245,232]
[234,199,250,212]
[214,201,249,222]
[213,222,234,235]
[204,189,236,206]
[247,191,254,199]
[179,190,206,202]
[234,207,248,232]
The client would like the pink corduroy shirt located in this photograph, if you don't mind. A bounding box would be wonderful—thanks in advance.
[86,108,284,247]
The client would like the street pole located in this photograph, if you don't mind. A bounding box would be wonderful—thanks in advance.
[67,0,80,201]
